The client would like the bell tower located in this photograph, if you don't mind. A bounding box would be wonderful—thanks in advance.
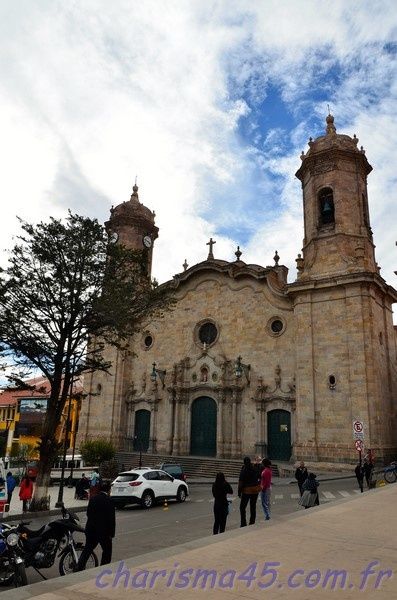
[105,183,158,278]
[295,114,376,280]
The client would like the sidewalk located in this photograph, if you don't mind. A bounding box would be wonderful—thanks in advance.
[4,484,88,521]
[5,482,397,599]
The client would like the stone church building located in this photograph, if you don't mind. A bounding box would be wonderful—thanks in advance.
[79,115,397,465]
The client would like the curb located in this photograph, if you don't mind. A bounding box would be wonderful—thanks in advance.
[2,505,87,522]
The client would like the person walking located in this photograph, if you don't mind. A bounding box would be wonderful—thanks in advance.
[355,463,364,493]
[212,472,233,535]
[76,480,116,570]
[301,472,319,508]
[6,472,17,508]
[363,458,374,489]
[260,459,272,521]
[19,475,33,512]
[89,469,101,498]
[75,474,90,500]
[238,456,261,527]
[294,461,308,496]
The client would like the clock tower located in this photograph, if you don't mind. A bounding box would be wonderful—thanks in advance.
[105,183,158,277]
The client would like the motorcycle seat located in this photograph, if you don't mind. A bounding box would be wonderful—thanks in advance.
[20,524,46,536]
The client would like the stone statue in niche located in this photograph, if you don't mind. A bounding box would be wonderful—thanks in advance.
[141,372,146,393]
[200,367,209,382]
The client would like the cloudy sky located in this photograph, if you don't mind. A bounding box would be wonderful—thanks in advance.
[1,0,396,292]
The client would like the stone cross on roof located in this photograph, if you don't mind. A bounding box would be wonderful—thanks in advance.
[206,237,216,260]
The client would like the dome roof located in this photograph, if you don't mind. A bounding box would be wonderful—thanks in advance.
[300,114,365,157]
[109,184,155,225]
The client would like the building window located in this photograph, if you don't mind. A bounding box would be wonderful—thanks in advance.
[319,187,335,226]
[267,317,286,337]
[142,332,154,350]
[195,319,219,348]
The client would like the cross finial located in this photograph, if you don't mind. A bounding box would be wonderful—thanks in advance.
[206,237,216,260]
[235,246,242,261]
[183,259,188,271]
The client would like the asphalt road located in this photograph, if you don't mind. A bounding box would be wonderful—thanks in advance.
[1,477,367,590]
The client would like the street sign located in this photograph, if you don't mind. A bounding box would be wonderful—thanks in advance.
[353,420,364,434]
[355,439,364,452]
[353,420,365,440]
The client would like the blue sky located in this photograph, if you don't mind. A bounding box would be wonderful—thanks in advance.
[0,0,396,294]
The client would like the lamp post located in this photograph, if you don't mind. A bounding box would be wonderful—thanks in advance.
[150,362,166,388]
[235,356,251,385]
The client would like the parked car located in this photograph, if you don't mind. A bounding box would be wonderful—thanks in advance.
[158,463,187,482]
[110,468,189,509]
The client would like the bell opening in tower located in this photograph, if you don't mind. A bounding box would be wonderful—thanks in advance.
[318,187,335,227]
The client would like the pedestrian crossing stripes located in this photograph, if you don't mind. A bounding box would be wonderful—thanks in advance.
[322,491,336,499]
[196,489,362,503]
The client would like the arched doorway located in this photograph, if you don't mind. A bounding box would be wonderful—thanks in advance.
[190,397,217,456]
[133,409,151,452]
[267,409,291,461]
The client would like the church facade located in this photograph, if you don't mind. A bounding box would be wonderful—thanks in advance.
[78,116,397,464]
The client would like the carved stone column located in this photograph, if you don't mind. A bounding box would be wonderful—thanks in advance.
[172,394,181,455]
[231,389,237,457]
[217,390,225,457]
[179,393,189,455]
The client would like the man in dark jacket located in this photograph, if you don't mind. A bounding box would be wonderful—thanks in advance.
[76,480,115,570]
[295,462,308,496]
[238,457,261,527]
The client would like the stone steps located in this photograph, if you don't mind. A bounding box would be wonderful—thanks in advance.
[115,451,279,478]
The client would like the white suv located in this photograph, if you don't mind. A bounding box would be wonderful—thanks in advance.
[110,468,189,509]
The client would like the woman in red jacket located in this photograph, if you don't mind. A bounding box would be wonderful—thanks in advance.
[19,475,33,512]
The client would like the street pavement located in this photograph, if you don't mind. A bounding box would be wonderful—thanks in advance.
[4,481,396,600]
[0,477,371,591]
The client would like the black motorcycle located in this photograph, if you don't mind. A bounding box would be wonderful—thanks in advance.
[16,507,98,577]
[0,523,27,587]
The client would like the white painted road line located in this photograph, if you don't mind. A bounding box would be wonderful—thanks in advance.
[290,493,300,499]
[322,491,336,499]
[339,491,351,497]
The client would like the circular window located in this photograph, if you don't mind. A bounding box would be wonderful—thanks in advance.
[267,317,285,337]
[142,332,154,350]
[194,319,219,348]
[199,322,218,345]
[271,320,283,334]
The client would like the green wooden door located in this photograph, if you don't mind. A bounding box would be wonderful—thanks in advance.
[133,409,151,451]
[267,409,291,461]
[190,397,217,457]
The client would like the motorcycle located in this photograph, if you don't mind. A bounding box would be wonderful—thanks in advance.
[16,506,98,577]
[0,523,27,587]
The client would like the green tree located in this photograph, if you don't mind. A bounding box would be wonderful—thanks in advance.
[80,439,115,465]
[0,213,172,510]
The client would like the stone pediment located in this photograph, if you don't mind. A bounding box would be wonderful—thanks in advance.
[169,259,288,294]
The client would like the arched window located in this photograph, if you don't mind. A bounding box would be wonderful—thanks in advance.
[318,187,335,226]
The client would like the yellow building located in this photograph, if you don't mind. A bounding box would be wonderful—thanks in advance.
[0,376,82,458]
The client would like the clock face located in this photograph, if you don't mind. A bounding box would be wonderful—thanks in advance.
[143,235,152,248]
[109,231,119,243]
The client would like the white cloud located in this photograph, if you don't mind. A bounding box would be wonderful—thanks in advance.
[0,0,396,317]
